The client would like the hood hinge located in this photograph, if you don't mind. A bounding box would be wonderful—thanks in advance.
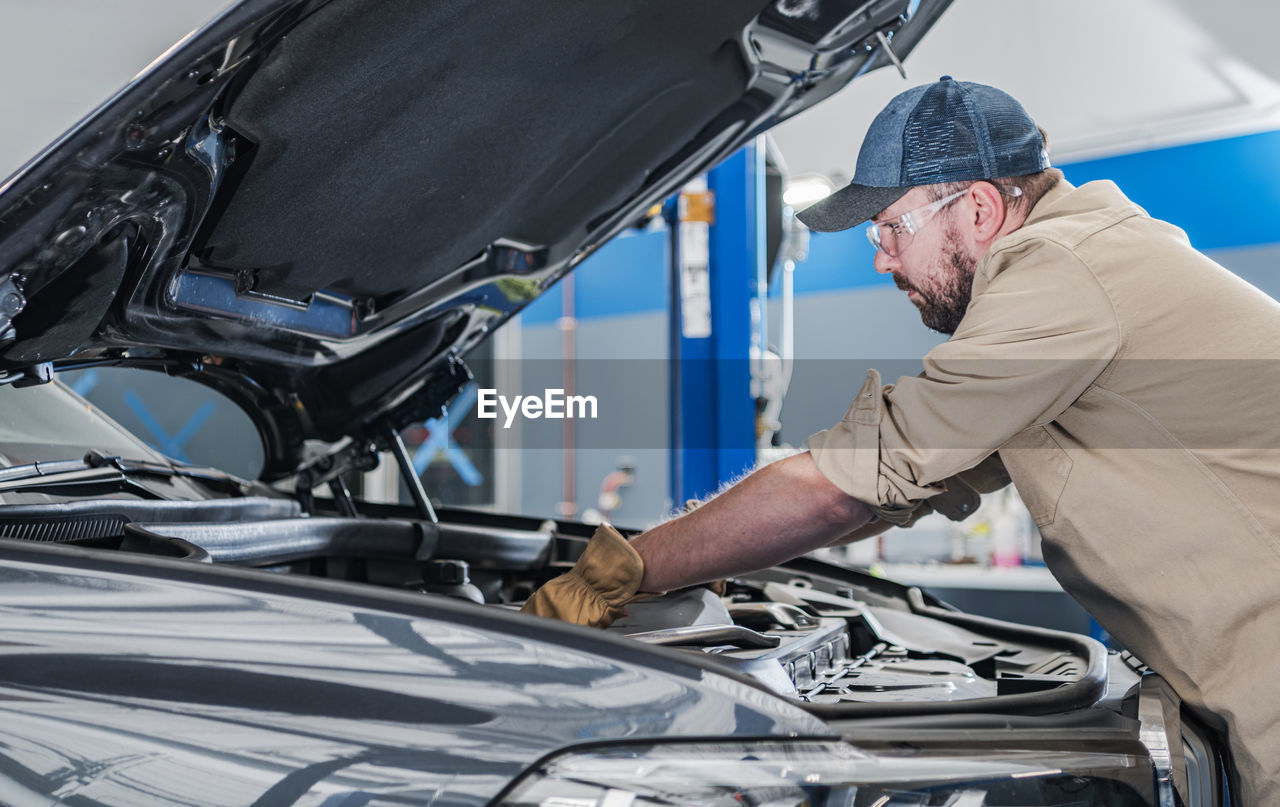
[293,437,381,501]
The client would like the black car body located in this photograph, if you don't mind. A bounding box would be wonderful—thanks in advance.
[0,1,1233,804]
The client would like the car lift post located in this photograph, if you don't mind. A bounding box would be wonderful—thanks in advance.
[669,138,767,504]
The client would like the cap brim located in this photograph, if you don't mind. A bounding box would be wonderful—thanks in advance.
[795,184,910,232]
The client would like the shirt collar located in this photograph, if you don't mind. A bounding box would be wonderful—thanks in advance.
[1021,176,1077,228]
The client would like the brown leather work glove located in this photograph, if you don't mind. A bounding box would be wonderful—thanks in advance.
[520,524,645,628]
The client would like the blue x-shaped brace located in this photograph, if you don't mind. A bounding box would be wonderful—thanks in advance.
[123,389,216,465]
[412,382,483,486]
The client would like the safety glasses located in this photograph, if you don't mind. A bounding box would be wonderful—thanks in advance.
[866,185,1022,257]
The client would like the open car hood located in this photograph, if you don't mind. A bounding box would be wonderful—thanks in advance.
[0,0,951,479]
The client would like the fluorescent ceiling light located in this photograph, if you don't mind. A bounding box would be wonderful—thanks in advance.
[783,176,834,207]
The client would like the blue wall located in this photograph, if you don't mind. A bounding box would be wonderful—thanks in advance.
[522,228,669,325]
[523,128,1280,320]
[1061,129,1280,252]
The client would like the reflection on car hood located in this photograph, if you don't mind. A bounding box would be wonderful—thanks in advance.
[0,542,828,804]
[0,0,952,477]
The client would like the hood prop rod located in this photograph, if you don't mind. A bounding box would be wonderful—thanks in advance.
[874,30,908,80]
[381,420,438,523]
[328,476,359,518]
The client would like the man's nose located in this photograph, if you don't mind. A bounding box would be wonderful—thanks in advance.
[873,248,898,275]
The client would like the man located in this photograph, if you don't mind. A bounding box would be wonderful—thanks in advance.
[524,77,1280,803]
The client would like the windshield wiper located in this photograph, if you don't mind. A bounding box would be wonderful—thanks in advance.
[0,462,164,498]
[0,451,250,496]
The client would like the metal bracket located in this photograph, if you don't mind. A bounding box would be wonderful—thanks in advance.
[0,362,54,388]
[0,274,27,345]
[1137,673,1181,807]
[389,354,474,428]
[293,438,380,493]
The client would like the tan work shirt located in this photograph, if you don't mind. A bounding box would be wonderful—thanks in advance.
[810,179,1280,803]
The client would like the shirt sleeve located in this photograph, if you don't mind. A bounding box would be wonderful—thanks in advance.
[890,452,1012,528]
[808,236,1120,524]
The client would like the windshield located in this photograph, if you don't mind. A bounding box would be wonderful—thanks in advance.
[0,381,169,467]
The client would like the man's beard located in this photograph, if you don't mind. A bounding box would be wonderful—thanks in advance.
[894,230,978,335]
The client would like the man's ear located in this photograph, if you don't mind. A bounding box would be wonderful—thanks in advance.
[967,181,1008,241]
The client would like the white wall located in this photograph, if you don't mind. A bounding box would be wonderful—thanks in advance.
[770,0,1280,179]
[0,1,229,181]
[9,1,1279,186]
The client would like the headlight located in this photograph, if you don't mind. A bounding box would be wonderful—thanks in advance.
[495,741,1152,807]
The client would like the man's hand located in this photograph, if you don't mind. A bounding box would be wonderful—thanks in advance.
[630,451,872,592]
[520,523,645,627]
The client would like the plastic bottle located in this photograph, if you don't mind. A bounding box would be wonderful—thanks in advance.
[990,492,1030,567]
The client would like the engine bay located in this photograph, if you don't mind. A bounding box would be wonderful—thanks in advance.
[0,497,1107,711]
[609,580,1090,704]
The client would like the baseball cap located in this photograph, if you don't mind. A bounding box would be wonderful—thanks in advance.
[796,76,1050,233]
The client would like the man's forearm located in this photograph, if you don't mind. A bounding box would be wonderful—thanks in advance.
[630,451,872,592]
[827,517,893,547]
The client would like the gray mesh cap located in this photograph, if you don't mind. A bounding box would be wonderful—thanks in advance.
[796,76,1051,232]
